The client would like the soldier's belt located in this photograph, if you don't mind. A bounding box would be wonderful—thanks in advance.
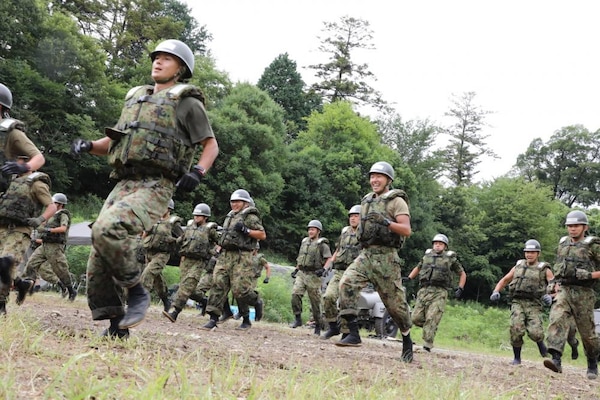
[361,244,394,254]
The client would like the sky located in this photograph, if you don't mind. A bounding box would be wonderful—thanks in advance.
[182,0,600,181]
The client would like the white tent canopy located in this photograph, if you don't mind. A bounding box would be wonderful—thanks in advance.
[67,221,92,246]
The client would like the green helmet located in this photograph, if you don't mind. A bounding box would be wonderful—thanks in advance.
[150,39,194,80]
[348,205,361,215]
[307,219,323,231]
[565,210,588,225]
[523,239,541,252]
[52,193,68,205]
[0,83,13,110]
[369,161,394,181]
[193,203,211,217]
[230,189,252,203]
[432,234,449,246]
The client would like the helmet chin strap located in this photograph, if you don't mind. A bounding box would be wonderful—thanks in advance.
[154,68,184,84]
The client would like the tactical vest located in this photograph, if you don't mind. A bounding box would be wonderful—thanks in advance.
[0,172,50,226]
[297,237,329,271]
[0,118,26,192]
[418,249,456,288]
[41,208,70,244]
[334,226,360,269]
[220,207,260,251]
[508,260,549,299]
[144,215,181,253]
[555,235,600,287]
[107,84,202,181]
[358,189,409,248]
[179,221,217,260]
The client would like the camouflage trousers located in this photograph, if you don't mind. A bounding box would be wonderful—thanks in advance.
[0,227,30,303]
[24,243,73,286]
[339,247,412,333]
[172,257,207,310]
[322,269,349,333]
[86,177,173,320]
[194,269,213,299]
[508,299,545,347]
[411,285,448,348]
[206,250,259,318]
[547,285,599,360]
[292,270,323,325]
[39,262,60,285]
[141,251,169,299]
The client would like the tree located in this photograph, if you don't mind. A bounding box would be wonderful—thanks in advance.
[514,125,600,207]
[258,53,321,141]
[442,92,496,186]
[308,16,385,111]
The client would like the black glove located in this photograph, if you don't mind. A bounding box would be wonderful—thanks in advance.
[176,165,205,192]
[454,287,464,299]
[233,221,250,236]
[44,228,52,233]
[2,161,30,176]
[401,276,412,283]
[263,277,270,284]
[367,212,391,226]
[26,216,46,228]
[71,139,93,155]
[291,269,298,279]
[541,294,553,306]
[315,268,326,277]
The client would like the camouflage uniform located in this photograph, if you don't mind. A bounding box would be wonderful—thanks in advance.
[0,172,53,304]
[292,237,332,328]
[547,236,600,361]
[86,82,214,325]
[23,209,73,287]
[141,214,183,307]
[205,206,264,320]
[411,249,465,349]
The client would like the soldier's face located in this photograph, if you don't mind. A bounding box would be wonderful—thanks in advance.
[308,227,319,239]
[566,224,587,240]
[369,173,389,194]
[152,53,183,83]
[432,241,446,253]
[349,214,360,228]
[230,200,245,213]
[524,251,539,264]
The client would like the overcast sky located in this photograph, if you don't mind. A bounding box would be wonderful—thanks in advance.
[182,0,600,181]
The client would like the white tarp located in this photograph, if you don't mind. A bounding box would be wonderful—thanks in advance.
[67,221,92,246]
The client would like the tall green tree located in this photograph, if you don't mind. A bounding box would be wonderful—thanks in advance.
[514,125,600,207]
[308,16,385,111]
[257,53,321,141]
[442,92,496,186]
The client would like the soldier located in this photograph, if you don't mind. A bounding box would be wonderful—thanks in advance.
[141,199,183,312]
[490,239,552,364]
[336,161,414,363]
[320,205,361,340]
[289,220,333,335]
[231,241,271,321]
[71,39,218,338]
[20,193,77,303]
[163,203,219,322]
[201,189,266,330]
[544,210,600,379]
[407,233,467,352]
[0,158,56,314]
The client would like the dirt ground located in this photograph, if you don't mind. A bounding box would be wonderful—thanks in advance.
[12,293,600,399]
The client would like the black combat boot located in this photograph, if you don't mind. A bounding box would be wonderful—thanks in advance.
[587,357,598,380]
[66,285,77,302]
[236,315,252,330]
[0,301,6,315]
[162,307,181,323]
[201,313,219,330]
[289,314,302,328]
[571,339,579,360]
[314,320,322,336]
[401,331,414,363]
[0,256,14,285]
[321,321,341,340]
[118,282,150,329]
[544,350,562,373]
[14,277,34,305]
[335,317,362,347]
[254,298,263,321]
[536,341,548,358]
[101,317,129,339]
[57,281,68,298]
[511,346,522,365]
[159,295,171,312]
[219,298,234,323]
